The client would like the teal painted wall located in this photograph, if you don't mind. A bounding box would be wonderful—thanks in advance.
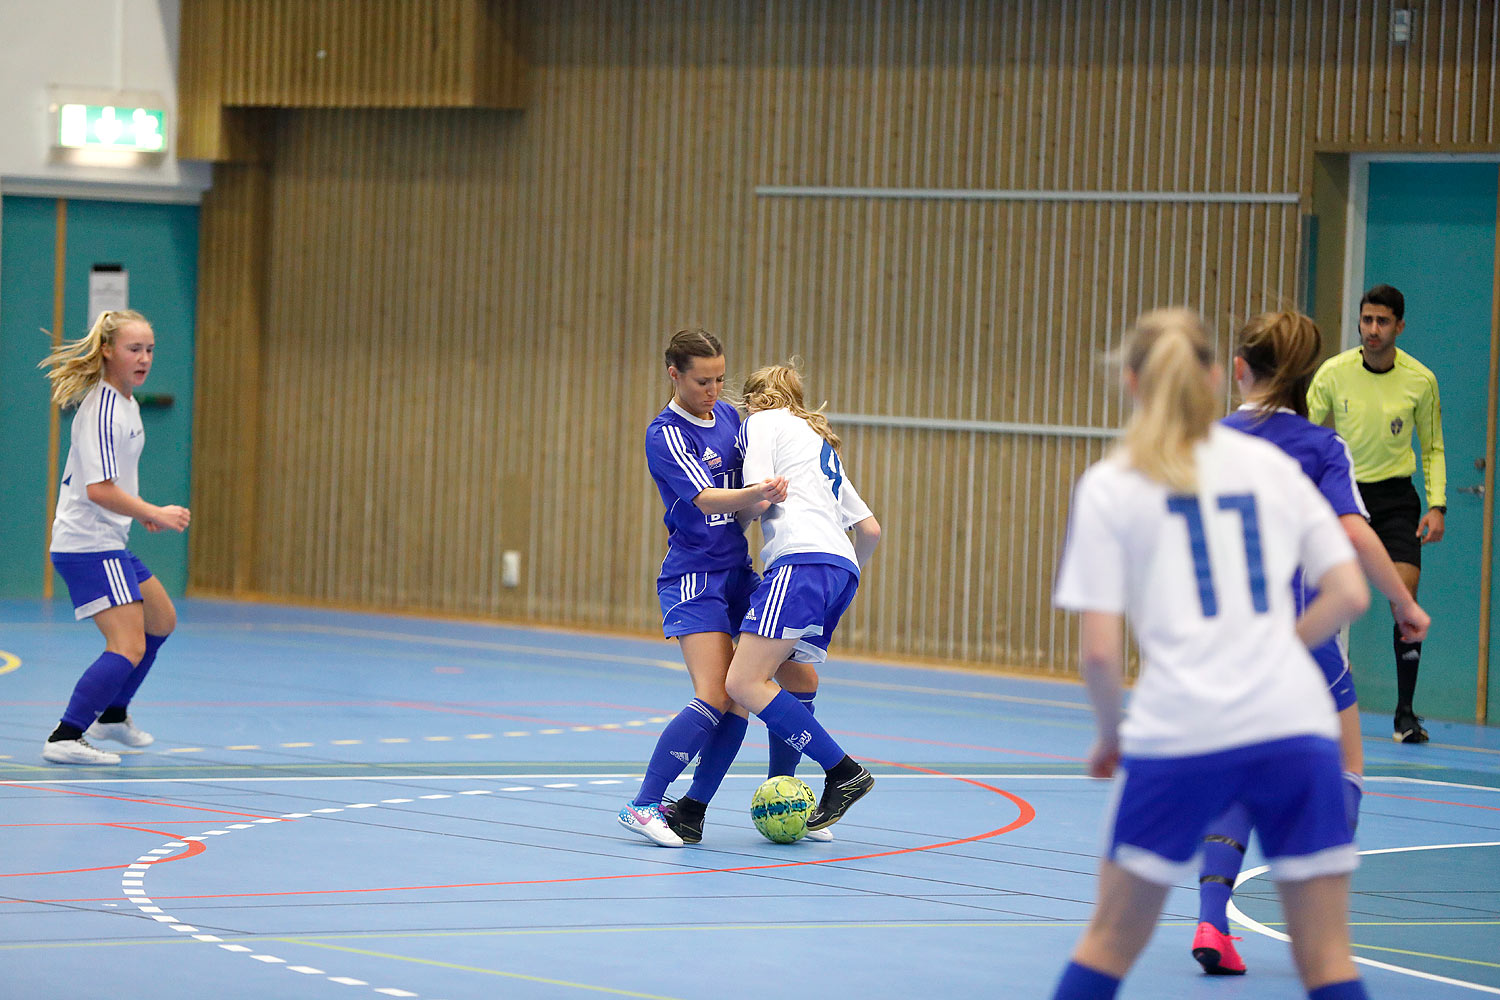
[0,196,198,599]
[1354,161,1499,723]
[0,198,60,597]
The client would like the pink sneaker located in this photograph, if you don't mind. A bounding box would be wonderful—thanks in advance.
[1192,921,1247,975]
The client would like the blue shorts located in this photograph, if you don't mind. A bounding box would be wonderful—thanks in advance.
[1312,635,1358,712]
[658,564,759,638]
[1104,736,1357,885]
[741,562,858,664]
[51,550,153,621]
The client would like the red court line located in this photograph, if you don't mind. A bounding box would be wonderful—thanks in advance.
[23,758,1036,905]
[0,824,207,877]
[0,783,281,821]
[1367,791,1500,813]
[825,728,1083,761]
[0,820,235,828]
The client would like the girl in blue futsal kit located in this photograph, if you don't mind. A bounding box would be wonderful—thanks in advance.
[38,310,191,765]
[724,361,881,833]
[1190,310,1430,975]
[620,329,827,847]
[1051,308,1371,1000]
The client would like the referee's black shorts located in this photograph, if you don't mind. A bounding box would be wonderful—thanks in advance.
[1357,476,1423,568]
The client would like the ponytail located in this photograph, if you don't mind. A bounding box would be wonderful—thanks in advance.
[1119,308,1217,491]
[1234,310,1322,418]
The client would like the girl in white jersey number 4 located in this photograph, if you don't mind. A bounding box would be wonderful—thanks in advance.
[724,362,881,833]
[38,310,190,765]
[1049,310,1372,1000]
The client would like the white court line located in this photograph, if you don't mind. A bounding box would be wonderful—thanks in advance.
[1229,842,1500,995]
[3,773,1497,786]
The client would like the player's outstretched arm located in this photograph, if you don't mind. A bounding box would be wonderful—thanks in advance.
[1296,560,1369,649]
[693,476,788,515]
[85,479,191,532]
[1340,513,1429,640]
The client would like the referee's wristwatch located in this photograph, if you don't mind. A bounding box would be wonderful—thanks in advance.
[1429,505,1446,514]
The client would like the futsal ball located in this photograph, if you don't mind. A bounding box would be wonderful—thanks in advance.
[750,776,816,843]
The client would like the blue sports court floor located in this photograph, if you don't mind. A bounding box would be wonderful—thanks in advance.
[2,598,1497,998]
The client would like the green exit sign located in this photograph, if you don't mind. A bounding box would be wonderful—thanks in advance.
[57,104,167,152]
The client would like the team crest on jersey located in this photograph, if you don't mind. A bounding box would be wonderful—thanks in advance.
[702,446,723,470]
[1390,417,1403,436]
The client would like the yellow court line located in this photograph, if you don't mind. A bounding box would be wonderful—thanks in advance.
[1351,941,1500,971]
[0,650,20,676]
[283,940,686,1000]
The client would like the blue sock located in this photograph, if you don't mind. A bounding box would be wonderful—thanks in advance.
[633,699,722,807]
[1309,980,1367,1000]
[768,690,816,776]
[58,652,137,732]
[101,633,166,718]
[686,711,747,803]
[756,688,844,771]
[1051,961,1120,1000]
[1342,772,1364,835]
[1198,802,1250,934]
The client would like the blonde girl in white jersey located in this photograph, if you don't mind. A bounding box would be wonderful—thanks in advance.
[1049,310,1371,1000]
[724,362,881,832]
[38,310,190,765]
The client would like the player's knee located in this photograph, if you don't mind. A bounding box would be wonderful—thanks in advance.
[110,638,147,666]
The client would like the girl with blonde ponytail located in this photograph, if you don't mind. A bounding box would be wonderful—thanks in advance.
[1050,308,1374,1000]
[36,311,191,766]
[723,360,882,833]
[1187,311,1430,977]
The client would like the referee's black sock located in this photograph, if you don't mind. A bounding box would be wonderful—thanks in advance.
[1394,624,1422,712]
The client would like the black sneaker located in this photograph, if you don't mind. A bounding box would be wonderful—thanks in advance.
[659,795,706,844]
[1394,710,1429,744]
[807,762,874,831]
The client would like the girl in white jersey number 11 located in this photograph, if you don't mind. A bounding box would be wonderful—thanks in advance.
[1049,309,1371,1000]
[38,310,190,765]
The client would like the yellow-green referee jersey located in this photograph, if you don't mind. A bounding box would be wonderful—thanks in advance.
[1307,346,1446,507]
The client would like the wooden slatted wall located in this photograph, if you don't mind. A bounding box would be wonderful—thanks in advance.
[190,0,1500,675]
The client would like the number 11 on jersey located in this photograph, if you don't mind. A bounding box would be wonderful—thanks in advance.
[1166,493,1269,617]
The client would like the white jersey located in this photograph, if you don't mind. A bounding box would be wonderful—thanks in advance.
[740,407,873,577]
[1054,425,1356,758]
[50,381,144,553]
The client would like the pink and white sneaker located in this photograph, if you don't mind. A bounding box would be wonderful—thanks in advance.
[617,802,684,847]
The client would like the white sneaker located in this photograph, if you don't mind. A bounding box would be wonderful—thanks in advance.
[87,716,155,747]
[803,826,835,843]
[617,802,684,847]
[42,737,121,765]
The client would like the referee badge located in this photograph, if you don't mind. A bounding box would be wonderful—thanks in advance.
[1390,416,1403,435]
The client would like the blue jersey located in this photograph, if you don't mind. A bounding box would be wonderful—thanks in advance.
[646,399,752,582]
[1222,406,1367,613]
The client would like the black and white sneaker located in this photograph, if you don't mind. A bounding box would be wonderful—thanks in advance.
[807,759,873,831]
[1394,709,1429,744]
[659,795,706,844]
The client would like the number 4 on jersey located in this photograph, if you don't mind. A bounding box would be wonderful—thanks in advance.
[819,441,844,498]
[1165,493,1269,617]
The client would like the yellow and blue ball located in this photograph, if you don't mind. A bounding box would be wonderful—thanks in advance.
[750,775,816,843]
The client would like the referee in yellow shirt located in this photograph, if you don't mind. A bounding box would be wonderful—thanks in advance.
[1308,284,1445,743]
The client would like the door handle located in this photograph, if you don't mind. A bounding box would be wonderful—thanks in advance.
[1455,484,1486,498]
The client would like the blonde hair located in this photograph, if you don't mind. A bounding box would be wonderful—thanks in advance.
[1119,308,1217,491]
[1234,310,1322,419]
[39,310,151,408]
[743,360,841,450]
